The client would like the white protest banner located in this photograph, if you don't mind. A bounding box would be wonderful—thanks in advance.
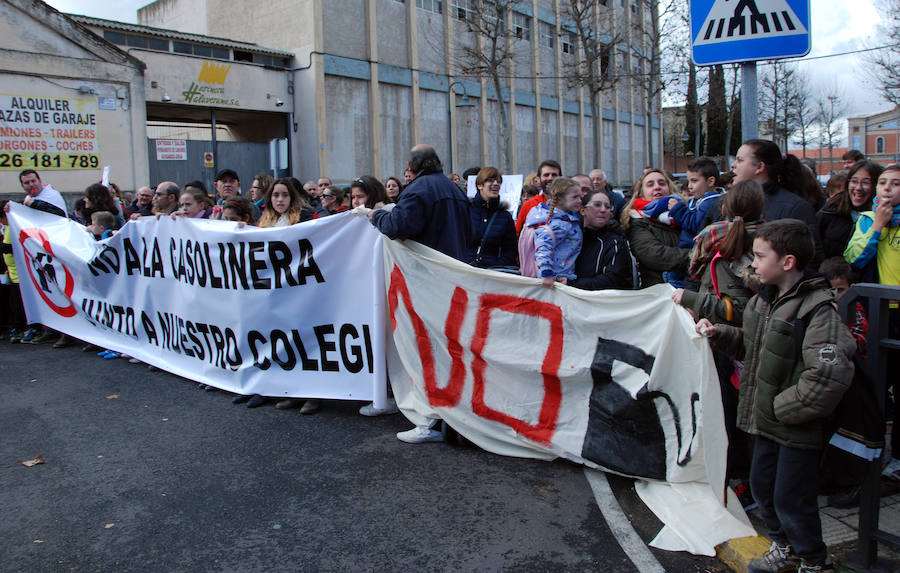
[382,240,754,555]
[7,204,385,400]
[0,94,99,170]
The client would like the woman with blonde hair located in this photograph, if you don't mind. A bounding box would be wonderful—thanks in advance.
[620,169,689,287]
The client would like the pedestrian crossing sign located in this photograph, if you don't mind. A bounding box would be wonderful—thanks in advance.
[690,0,810,65]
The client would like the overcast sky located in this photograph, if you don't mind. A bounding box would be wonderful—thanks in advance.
[46,0,891,139]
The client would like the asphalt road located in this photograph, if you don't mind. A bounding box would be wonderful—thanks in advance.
[1,342,728,572]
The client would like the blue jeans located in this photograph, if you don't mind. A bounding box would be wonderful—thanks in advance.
[750,436,826,563]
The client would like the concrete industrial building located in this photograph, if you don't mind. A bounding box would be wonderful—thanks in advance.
[1,0,661,199]
[136,0,662,185]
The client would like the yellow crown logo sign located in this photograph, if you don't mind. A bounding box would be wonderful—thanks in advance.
[198,62,231,85]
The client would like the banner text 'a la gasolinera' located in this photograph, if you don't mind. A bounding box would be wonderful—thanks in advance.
[8,204,385,399]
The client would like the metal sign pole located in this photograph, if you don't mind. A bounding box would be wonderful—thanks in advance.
[741,61,758,141]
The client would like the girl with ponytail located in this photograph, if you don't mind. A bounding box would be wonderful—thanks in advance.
[673,180,765,494]
[731,139,824,266]
[673,179,765,326]
[522,177,584,288]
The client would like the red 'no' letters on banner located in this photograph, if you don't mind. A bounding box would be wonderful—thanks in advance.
[388,264,563,445]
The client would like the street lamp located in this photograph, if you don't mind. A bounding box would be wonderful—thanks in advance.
[447,80,474,174]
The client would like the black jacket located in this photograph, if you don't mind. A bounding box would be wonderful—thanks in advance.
[370,170,472,261]
[816,204,857,260]
[465,194,517,268]
[763,181,824,268]
[571,220,633,290]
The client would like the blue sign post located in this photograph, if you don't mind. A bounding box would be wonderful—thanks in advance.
[688,0,811,143]
[690,0,811,66]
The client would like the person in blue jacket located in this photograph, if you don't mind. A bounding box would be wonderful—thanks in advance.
[369,144,472,261]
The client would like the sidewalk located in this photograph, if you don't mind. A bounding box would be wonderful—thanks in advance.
[717,483,900,573]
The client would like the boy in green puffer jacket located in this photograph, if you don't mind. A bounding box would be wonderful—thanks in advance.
[697,219,856,573]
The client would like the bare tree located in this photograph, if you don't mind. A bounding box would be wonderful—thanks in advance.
[865,0,900,106]
[453,0,524,169]
[816,86,847,174]
[788,69,816,156]
[559,0,620,169]
[724,64,741,164]
[759,60,798,150]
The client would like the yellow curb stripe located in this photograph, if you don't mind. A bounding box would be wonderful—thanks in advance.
[716,535,771,573]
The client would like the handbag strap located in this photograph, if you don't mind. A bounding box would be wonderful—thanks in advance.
[476,211,500,255]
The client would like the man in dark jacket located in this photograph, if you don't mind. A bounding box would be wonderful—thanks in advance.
[370,144,472,261]
[368,144,472,443]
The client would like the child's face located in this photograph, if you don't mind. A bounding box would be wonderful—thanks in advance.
[350,187,368,209]
[751,237,789,285]
[876,169,900,207]
[685,170,714,198]
[559,187,583,212]
[179,195,203,217]
[222,207,247,223]
[828,276,851,300]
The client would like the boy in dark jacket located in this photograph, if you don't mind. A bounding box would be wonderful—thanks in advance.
[697,219,855,573]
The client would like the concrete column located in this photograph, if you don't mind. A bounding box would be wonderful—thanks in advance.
[554,0,565,168]
[610,3,619,184]
[314,0,328,176]
[593,1,603,173]
[408,0,421,144]
[506,9,518,173]
[367,0,381,179]
[626,0,636,182]
[532,0,541,165]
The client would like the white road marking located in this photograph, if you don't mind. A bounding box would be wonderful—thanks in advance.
[584,468,667,573]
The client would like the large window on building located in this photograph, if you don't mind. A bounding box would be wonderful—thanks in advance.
[539,22,555,49]
[561,31,574,55]
[876,136,885,154]
[417,0,443,14]
[513,12,531,41]
[451,0,472,20]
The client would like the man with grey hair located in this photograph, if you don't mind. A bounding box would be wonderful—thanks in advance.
[366,144,472,437]
[369,144,471,261]
[589,168,624,218]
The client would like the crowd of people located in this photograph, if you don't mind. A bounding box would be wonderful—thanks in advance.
[2,139,899,573]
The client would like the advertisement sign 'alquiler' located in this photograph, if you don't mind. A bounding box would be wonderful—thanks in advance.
[0,94,100,170]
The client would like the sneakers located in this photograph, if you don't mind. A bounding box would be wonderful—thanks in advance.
[21,326,41,344]
[882,457,900,481]
[97,350,121,359]
[748,541,800,573]
[275,398,303,410]
[396,426,444,444]
[9,328,22,344]
[33,330,58,344]
[232,394,251,404]
[359,398,399,417]
[797,560,835,572]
